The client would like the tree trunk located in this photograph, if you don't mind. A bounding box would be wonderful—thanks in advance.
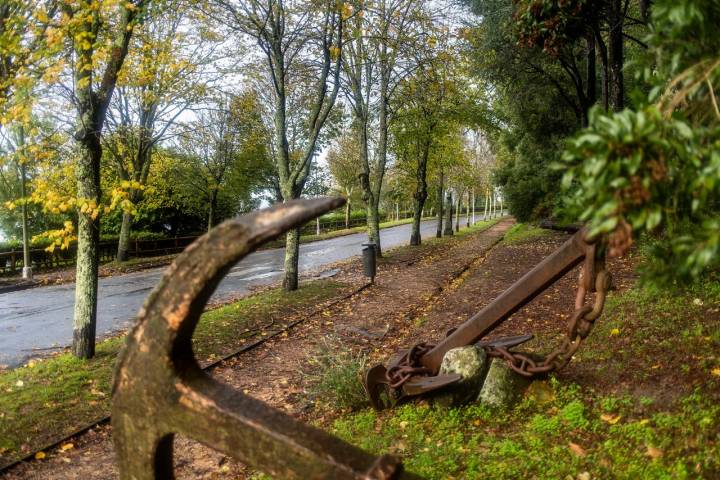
[608,0,624,111]
[344,199,350,229]
[282,227,300,291]
[18,126,32,279]
[583,32,597,127]
[454,194,460,232]
[594,28,609,111]
[484,190,489,219]
[436,170,444,238]
[116,210,132,262]
[466,192,470,228]
[471,190,476,225]
[73,135,101,359]
[444,192,454,236]
[410,141,430,246]
[367,201,381,253]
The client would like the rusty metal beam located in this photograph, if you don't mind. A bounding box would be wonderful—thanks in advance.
[112,198,422,480]
[420,230,591,372]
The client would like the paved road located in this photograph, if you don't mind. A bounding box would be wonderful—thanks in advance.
[0,216,488,368]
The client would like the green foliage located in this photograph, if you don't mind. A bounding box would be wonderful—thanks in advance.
[559,0,720,283]
[304,337,369,411]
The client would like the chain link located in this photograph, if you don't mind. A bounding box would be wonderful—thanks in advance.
[485,268,611,377]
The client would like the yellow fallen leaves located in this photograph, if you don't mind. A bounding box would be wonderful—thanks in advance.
[600,413,622,424]
[34,451,46,460]
[60,443,74,451]
[610,328,621,336]
[711,367,720,377]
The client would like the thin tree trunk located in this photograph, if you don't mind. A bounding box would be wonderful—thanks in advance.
[484,190,489,219]
[436,169,444,238]
[466,191,470,228]
[609,0,625,111]
[344,199,350,229]
[444,192,454,236]
[73,136,101,359]
[282,227,300,291]
[18,126,32,279]
[116,210,132,262]
[410,141,430,246]
[207,191,217,232]
[471,190,476,225]
[594,28,609,111]
[367,201,381,252]
[454,193,460,232]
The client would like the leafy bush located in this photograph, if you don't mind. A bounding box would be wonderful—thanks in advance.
[559,0,720,284]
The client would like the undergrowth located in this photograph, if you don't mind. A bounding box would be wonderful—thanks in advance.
[304,336,368,411]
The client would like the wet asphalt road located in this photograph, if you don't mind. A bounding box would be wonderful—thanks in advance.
[0,217,484,368]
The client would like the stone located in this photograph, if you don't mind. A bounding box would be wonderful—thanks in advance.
[432,345,489,408]
[477,358,532,408]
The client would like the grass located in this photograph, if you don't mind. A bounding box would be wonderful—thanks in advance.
[330,381,720,479]
[303,336,369,411]
[0,279,344,463]
[324,274,720,479]
[502,223,551,245]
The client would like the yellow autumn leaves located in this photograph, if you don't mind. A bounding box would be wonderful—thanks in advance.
[33,221,76,253]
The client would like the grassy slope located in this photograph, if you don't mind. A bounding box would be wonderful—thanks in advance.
[326,229,720,480]
[0,280,344,462]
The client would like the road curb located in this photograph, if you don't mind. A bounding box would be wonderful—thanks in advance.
[0,281,40,295]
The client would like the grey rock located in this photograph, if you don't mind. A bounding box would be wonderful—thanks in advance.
[477,358,532,408]
[432,346,489,408]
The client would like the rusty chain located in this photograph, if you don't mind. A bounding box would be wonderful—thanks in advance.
[386,265,612,387]
[485,267,611,377]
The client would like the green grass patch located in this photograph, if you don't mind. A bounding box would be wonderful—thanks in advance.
[502,223,550,245]
[330,380,720,479]
[0,279,344,463]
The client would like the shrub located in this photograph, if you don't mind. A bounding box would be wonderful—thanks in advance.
[304,337,368,411]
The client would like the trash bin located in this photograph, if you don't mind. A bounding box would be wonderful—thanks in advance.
[362,243,376,283]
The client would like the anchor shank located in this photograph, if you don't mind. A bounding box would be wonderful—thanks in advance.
[420,230,591,372]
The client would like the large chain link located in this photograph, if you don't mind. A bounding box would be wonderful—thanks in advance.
[485,268,612,377]
[386,266,612,387]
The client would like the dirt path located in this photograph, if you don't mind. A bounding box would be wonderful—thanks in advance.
[1,220,513,479]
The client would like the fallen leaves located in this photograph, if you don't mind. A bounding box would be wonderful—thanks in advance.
[34,451,45,460]
[568,442,587,457]
[610,328,620,336]
[711,367,720,377]
[646,445,663,459]
[600,413,622,424]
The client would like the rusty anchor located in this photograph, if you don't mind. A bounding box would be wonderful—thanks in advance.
[364,227,612,410]
[112,198,422,480]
